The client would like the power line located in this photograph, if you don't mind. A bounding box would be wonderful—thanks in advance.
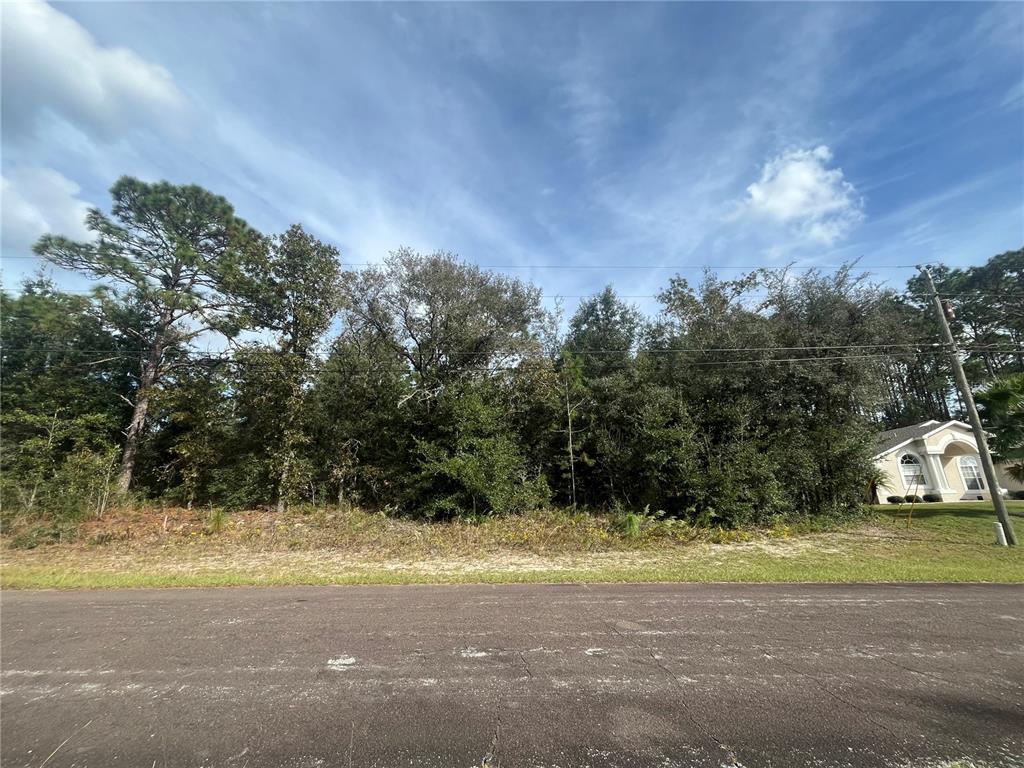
[545,291,1024,299]
[4,343,1022,356]
[4,287,1022,304]
[1,255,919,269]
[5,348,1016,372]
[3,343,1022,355]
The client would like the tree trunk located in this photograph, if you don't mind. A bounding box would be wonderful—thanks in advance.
[565,380,577,509]
[277,453,291,514]
[116,338,164,495]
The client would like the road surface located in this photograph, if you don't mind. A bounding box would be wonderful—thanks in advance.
[2,583,1022,767]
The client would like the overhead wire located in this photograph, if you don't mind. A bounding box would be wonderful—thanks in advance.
[2,343,1022,355]
[1,254,920,269]
[4,348,1021,376]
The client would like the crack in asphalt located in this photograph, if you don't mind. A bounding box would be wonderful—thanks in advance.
[872,653,958,687]
[761,650,902,741]
[518,651,534,680]
[481,715,501,767]
[603,620,744,764]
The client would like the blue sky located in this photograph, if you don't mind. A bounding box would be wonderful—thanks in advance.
[2,1,1022,313]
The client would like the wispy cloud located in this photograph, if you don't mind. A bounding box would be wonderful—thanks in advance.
[0,1,1019,304]
[559,49,620,166]
[1002,81,1024,110]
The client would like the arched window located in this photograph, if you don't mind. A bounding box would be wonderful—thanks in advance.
[958,455,984,491]
[899,453,927,489]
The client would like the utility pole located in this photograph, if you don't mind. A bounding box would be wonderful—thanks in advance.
[919,266,1017,546]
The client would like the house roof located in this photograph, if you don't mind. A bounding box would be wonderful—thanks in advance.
[873,419,975,458]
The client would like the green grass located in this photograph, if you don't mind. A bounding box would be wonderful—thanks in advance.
[876,499,1021,534]
[3,501,1022,589]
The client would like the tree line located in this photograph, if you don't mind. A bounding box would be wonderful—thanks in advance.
[2,177,1022,527]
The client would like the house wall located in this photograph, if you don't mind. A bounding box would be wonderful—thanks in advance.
[875,450,911,501]
[875,424,1023,501]
[875,440,960,501]
[924,426,984,501]
[939,455,969,496]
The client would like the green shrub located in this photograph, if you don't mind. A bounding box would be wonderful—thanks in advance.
[206,505,228,534]
[904,494,924,503]
[922,493,943,502]
[612,504,643,540]
[8,521,78,549]
[1009,490,1024,501]
[47,448,119,521]
[886,495,904,504]
[407,384,550,518]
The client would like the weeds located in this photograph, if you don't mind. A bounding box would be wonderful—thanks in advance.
[205,505,227,534]
[3,501,1023,588]
[5,500,1022,560]
[7,521,78,549]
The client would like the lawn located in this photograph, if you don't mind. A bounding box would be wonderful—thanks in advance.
[2,501,1022,589]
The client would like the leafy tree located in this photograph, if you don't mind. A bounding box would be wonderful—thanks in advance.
[339,250,548,513]
[234,225,342,511]
[0,409,119,519]
[0,280,131,516]
[408,380,549,518]
[33,177,263,494]
[146,369,234,508]
[343,249,546,394]
[0,278,134,425]
[566,286,643,377]
[308,329,412,506]
[869,293,954,426]
[977,374,1024,482]
[906,250,1024,382]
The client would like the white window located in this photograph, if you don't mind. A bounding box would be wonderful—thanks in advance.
[899,453,927,489]
[958,455,984,491]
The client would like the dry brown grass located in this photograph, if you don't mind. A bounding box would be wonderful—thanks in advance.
[3,502,1021,589]
[6,503,712,557]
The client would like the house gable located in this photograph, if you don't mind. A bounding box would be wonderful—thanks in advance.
[873,419,975,459]
[920,423,978,455]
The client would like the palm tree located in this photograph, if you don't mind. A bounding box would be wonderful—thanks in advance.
[977,374,1024,482]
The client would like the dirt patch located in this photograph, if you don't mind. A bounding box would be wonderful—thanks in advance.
[0,535,834,584]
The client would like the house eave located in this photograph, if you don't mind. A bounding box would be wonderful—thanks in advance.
[873,419,986,460]
[872,438,915,460]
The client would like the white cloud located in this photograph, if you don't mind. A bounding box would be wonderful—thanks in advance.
[1,167,93,255]
[0,0,187,142]
[741,145,864,245]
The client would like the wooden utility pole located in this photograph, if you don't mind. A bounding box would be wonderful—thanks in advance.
[920,266,1017,546]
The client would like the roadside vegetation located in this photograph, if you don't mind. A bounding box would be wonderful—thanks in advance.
[2,177,1023,586]
[3,501,1022,589]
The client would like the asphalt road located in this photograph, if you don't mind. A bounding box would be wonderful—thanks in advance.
[2,583,1022,768]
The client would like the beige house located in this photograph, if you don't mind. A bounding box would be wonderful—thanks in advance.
[874,419,1024,502]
